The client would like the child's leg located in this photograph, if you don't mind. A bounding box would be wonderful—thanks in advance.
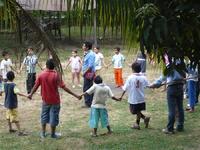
[93,128,97,135]
[136,112,141,125]
[51,125,56,136]
[14,121,21,132]
[42,124,47,134]
[107,125,112,134]
[114,69,118,86]
[7,119,13,132]
[76,72,81,85]
[139,112,146,120]
[118,68,124,86]
[72,72,75,85]
[140,112,150,128]
[14,121,27,136]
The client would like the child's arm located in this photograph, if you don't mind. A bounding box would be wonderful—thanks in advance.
[119,91,126,100]
[16,92,28,98]
[62,85,82,100]
[65,59,71,70]
[111,96,121,101]
[14,87,28,98]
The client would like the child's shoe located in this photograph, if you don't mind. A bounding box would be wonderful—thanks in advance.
[131,124,140,130]
[90,132,98,137]
[18,132,28,136]
[51,133,61,139]
[40,132,47,138]
[9,129,17,133]
[78,84,82,88]
[72,85,76,88]
[162,128,174,134]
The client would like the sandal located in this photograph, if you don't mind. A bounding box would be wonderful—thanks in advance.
[131,124,140,130]
[90,133,98,137]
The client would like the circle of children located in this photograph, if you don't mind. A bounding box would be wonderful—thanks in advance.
[0,41,199,138]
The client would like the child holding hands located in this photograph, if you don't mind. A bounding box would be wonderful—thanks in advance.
[2,71,28,136]
[120,62,150,130]
[82,76,121,137]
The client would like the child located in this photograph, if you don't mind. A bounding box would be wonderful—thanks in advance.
[28,59,81,139]
[110,47,125,88]
[185,63,198,112]
[82,75,120,137]
[19,48,38,94]
[3,71,28,136]
[0,51,15,82]
[65,49,82,88]
[94,46,107,75]
[120,62,150,130]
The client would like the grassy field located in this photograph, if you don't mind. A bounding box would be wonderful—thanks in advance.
[0,48,200,150]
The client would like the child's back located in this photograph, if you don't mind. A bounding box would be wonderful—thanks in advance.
[123,73,148,104]
[87,83,113,108]
[4,82,18,109]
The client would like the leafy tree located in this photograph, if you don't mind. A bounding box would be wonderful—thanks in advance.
[0,0,200,73]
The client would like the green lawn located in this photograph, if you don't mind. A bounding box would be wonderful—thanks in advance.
[0,48,200,150]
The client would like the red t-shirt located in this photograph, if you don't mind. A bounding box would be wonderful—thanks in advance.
[34,69,65,104]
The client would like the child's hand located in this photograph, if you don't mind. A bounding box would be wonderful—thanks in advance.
[27,94,32,100]
[77,95,82,100]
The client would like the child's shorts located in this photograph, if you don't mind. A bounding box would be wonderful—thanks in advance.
[89,107,109,128]
[72,68,80,73]
[129,102,146,114]
[6,109,18,122]
[41,102,60,126]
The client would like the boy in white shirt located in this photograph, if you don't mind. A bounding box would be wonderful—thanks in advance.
[0,51,14,82]
[94,46,107,75]
[82,76,120,137]
[110,47,125,87]
[65,49,82,88]
[120,62,150,130]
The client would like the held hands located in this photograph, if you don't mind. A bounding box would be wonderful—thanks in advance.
[27,94,33,100]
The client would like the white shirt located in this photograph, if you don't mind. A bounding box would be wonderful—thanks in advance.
[122,73,149,104]
[95,52,104,70]
[86,83,114,108]
[0,59,12,79]
[69,56,81,70]
[112,53,125,68]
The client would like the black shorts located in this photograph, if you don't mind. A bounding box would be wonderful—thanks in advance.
[129,103,146,114]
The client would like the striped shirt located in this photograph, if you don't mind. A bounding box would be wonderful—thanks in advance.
[23,55,38,73]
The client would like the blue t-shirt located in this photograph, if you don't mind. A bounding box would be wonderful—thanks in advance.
[4,82,18,109]
[82,50,96,74]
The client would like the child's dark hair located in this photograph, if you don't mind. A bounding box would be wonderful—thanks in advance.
[95,46,100,50]
[94,75,103,84]
[46,59,55,70]
[114,47,120,52]
[6,71,15,81]
[2,51,8,57]
[83,41,93,50]
[72,49,78,53]
[132,62,141,73]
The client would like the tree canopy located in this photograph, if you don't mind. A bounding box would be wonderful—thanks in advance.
[0,0,200,72]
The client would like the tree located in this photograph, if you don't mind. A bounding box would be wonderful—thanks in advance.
[1,0,200,73]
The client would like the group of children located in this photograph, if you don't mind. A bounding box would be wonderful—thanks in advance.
[0,47,151,138]
[1,46,198,139]
[65,46,126,88]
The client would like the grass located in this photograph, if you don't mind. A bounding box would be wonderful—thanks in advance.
[0,48,200,150]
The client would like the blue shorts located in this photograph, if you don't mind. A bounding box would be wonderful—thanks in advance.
[41,102,60,126]
[89,107,109,128]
